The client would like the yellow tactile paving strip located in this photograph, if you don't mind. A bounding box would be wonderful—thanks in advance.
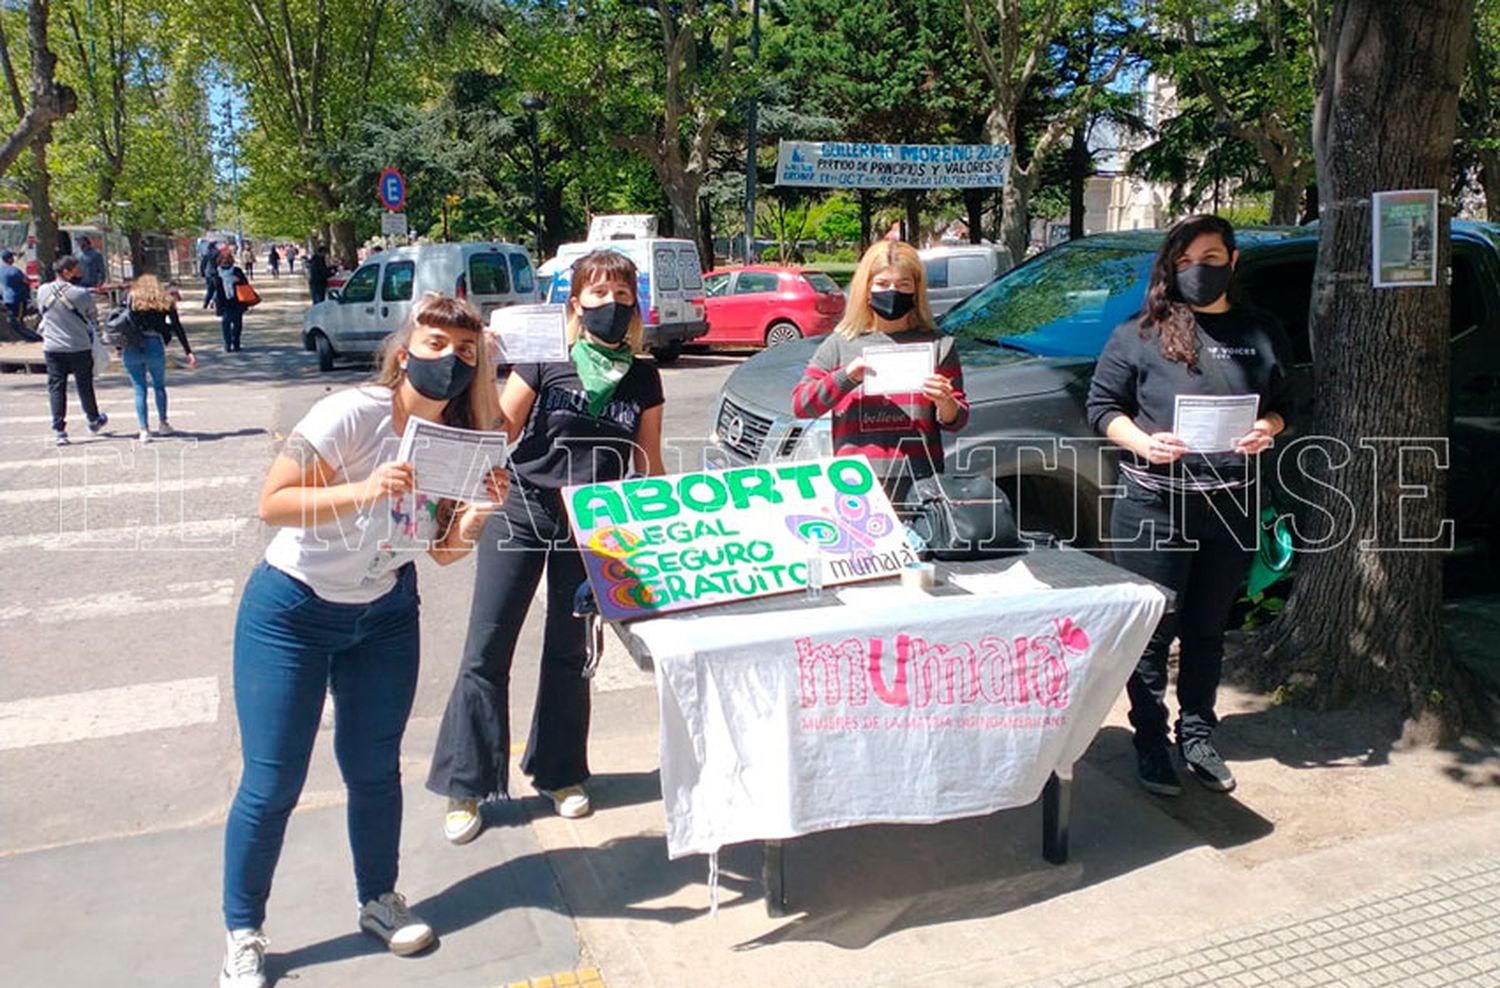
[504,967,605,988]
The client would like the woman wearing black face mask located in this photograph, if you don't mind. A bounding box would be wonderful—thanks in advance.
[218,294,507,987]
[792,240,968,506]
[1086,214,1295,798]
[428,249,665,842]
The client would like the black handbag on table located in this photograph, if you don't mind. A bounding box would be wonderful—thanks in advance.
[907,473,1023,560]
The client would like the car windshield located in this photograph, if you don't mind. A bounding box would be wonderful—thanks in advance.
[940,243,1153,358]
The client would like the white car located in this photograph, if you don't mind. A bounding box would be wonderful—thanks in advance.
[302,242,538,371]
[920,244,1013,316]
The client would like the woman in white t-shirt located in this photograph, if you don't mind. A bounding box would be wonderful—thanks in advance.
[218,293,508,988]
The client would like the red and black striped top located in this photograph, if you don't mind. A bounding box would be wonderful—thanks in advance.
[792,328,969,481]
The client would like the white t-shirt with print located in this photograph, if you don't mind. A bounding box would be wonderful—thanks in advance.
[264,386,441,604]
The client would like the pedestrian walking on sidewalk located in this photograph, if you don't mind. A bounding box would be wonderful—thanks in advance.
[267,246,280,279]
[218,293,508,988]
[37,255,108,446]
[76,236,107,288]
[307,245,331,305]
[205,246,250,352]
[239,244,255,280]
[427,249,665,845]
[119,274,195,442]
[1085,214,1296,798]
[286,243,298,274]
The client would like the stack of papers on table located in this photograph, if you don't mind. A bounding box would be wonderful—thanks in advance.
[948,562,1052,596]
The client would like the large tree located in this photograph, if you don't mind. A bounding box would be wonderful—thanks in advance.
[1260,0,1476,742]
[0,0,77,264]
[961,0,1134,262]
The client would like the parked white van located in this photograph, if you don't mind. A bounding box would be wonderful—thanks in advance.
[919,244,1013,317]
[544,238,708,363]
[302,241,537,371]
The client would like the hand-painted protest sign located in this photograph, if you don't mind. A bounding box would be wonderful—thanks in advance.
[775,141,1012,190]
[563,456,914,621]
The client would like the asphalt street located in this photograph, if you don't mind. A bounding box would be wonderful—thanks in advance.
[0,278,743,978]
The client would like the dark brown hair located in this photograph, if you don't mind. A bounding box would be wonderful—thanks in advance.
[1139,214,1238,370]
[567,249,643,351]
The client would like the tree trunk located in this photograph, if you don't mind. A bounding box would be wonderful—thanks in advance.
[1269,180,1302,225]
[964,188,984,244]
[28,133,56,266]
[1069,121,1088,239]
[1259,0,1475,743]
[903,191,921,245]
[661,173,701,259]
[329,218,357,269]
[858,190,871,253]
[698,195,714,271]
[127,229,145,276]
[1000,168,1035,265]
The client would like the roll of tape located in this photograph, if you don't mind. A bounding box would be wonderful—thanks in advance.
[901,562,936,590]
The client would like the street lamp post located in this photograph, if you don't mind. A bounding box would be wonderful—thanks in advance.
[520,95,548,257]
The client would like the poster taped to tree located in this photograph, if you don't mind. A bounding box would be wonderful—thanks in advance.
[775,141,1012,190]
[1372,189,1439,288]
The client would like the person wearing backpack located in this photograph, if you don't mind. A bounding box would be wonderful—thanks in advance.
[38,255,108,446]
[205,246,250,352]
[1085,214,1295,798]
[116,273,196,443]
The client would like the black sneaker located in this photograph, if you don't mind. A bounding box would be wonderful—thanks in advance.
[87,412,108,434]
[1136,745,1182,796]
[1180,737,1236,792]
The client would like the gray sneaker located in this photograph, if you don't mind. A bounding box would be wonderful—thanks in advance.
[1180,737,1236,792]
[358,891,434,956]
[219,928,267,988]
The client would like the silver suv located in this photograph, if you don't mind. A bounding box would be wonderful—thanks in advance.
[920,245,1013,316]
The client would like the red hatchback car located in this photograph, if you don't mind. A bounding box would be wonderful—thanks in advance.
[700,266,846,347]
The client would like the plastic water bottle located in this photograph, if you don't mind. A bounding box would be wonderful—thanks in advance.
[804,550,824,601]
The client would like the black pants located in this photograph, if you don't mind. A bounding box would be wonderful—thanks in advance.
[427,487,590,799]
[1109,479,1257,750]
[220,307,244,350]
[45,349,101,433]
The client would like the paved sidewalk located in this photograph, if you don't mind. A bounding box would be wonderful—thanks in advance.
[1019,857,1500,987]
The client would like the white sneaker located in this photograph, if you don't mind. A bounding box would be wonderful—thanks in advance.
[158,420,174,435]
[219,928,267,988]
[537,784,591,819]
[138,429,152,443]
[357,891,434,956]
[444,797,482,844]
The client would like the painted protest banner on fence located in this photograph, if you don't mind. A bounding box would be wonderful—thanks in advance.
[563,456,914,621]
[775,141,1012,190]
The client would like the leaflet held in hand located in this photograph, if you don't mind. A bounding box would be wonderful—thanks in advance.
[862,342,934,396]
[397,417,512,503]
[489,304,569,363]
[1172,394,1260,453]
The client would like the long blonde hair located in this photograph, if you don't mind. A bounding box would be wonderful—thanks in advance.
[130,273,175,312]
[566,249,644,352]
[835,240,938,338]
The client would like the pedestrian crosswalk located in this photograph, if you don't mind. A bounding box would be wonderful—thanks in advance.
[0,676,220,751]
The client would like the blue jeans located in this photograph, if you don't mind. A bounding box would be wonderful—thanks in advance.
[120,336,167,429]
[223,561,421,930]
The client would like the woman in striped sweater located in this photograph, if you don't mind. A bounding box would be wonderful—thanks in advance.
[791,241,969,507]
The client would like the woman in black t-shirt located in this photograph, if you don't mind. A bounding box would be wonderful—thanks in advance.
[1085,214,1294,800]
[428,249,664,842]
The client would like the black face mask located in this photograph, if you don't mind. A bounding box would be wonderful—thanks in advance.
[404,351,475,402]
[1175,262,1233,307]
[578,300,635,345]
[869,289,916,321]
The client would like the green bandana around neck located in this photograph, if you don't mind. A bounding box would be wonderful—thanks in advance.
[571,336,634,417]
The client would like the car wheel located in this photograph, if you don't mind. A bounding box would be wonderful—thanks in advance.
[312,331,335,372]
[651,341,683,365]
[765,320,802,346]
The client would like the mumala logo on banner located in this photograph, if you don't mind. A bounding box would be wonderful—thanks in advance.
[564,456,915,620]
